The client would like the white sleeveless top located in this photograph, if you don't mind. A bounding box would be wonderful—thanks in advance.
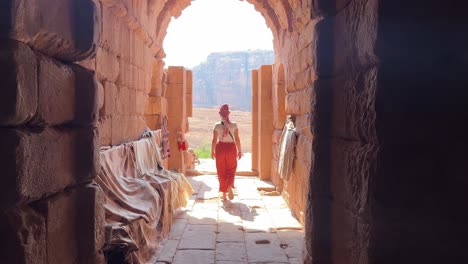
[214,121,238,143]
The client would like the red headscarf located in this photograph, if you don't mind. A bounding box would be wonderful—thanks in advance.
[219,104,231,138]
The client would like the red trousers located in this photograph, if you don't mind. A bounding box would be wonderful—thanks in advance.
[215,142,237,192]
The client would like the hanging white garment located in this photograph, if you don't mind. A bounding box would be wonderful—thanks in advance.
[277,117,297,181]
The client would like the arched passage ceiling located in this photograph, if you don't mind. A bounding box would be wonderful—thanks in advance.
[150,0,307,59]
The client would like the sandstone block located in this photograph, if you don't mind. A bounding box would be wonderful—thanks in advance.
[272,129,283,144]
[330,202,369,264]
[0,206,47,264]
[100,6,121,54]
[167,98,186,119]
[69,64,99,126]
[103,81,117,116]
[97,81,104,113]
[144,114,161,131]
[0,40,37,126]
[315,0,378,76]
[136,90,148,115]
[0,127,99,210]
[36,56,98,126]
[98,117,112,146]
[36,184,105,264]
[145,96,167,115]
[167,66,186,85]
[285,86,314,115]
[0,0,100,61]
[330,139,378,213]
[96,47,120,82]
[329,68,378,142]
[311,0,352,18]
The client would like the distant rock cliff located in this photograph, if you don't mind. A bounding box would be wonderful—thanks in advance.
[192,50,274,111]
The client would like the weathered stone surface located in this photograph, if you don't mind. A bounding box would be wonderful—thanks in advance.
[0,206,47,264]
[0,128,98,210]
[0,0,100,61]
[178,224,216,250]
[0,40,37,126]
[36,184,105,264]
[96,47,120,82]
[69,64,99,125]
[245,233,289,262]
[315,0,378,76]
[329,68,377,142]
[311,0,352,18]
[36,55,98,126]
[215,242,247,262]
[173,249,214,264]
[285,86,314,115]
[145,96,167,115]
[330,139,377,214]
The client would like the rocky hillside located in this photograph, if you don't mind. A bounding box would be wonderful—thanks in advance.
[192,50,274,111]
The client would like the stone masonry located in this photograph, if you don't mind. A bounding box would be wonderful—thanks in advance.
[1,0,468,263]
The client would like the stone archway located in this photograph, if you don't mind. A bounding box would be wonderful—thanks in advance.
[2,0,468,263]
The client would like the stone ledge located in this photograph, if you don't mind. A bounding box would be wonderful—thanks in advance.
[0,0,100,61]
[0,127,99,210]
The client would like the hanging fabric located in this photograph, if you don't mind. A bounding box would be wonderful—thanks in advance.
[277,115,297,181]
[161,115,170,159]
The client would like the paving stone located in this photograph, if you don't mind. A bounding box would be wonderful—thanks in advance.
[216,242,247,262]
[215,261,247,264]
[245,233,289,263]
[189,209,218,225]
[276,230,304,259]
[288,257,303,264]
[157,239,179,263]
[262,196,289,209]
[193,200,220,211]
[216,224,245,242]
[267,209,302,230]
[218,208,242,224]
[169,218,188,240]
[241,209,274,233]
[256,180,276,192]
[238,200,265,212]
[173,249,215,264]
[178,224,217,249]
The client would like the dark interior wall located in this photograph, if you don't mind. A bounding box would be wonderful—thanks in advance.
[306,0,468,263]
[372,1,468,263]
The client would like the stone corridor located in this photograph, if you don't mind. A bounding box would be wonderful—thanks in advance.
[155,175,304,264]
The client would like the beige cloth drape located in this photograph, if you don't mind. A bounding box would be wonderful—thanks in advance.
[278,117,297,181]
[95,131,193,264]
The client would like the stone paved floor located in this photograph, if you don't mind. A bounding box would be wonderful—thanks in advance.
[155,175,304,264]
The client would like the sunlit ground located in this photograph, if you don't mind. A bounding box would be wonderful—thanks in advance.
[155,175,304,263]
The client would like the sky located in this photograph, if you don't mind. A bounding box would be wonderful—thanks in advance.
[163,0,274,68]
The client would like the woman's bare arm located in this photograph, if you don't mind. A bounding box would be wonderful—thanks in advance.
[234,129,242,159]
[211,129,218,159]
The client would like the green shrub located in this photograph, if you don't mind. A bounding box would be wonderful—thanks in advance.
[194,143,212,159]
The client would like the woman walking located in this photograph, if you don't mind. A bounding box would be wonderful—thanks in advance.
[211,104,242,200]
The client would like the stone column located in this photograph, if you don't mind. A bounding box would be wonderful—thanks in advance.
[166,66,187,173]
[257,65,274,180]
[0,0,104,263]
[251,69,259,173]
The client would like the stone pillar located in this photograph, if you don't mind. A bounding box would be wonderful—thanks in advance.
[251,69,259,173]
[0,0,104,263]
[186,70,193,118]
[271,64,287,187]
[166,66,187,173]
[257,65,274,180]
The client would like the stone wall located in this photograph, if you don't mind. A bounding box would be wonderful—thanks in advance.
[304,0,468,263]
[0,0,104,263]
[79,0,160,146]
